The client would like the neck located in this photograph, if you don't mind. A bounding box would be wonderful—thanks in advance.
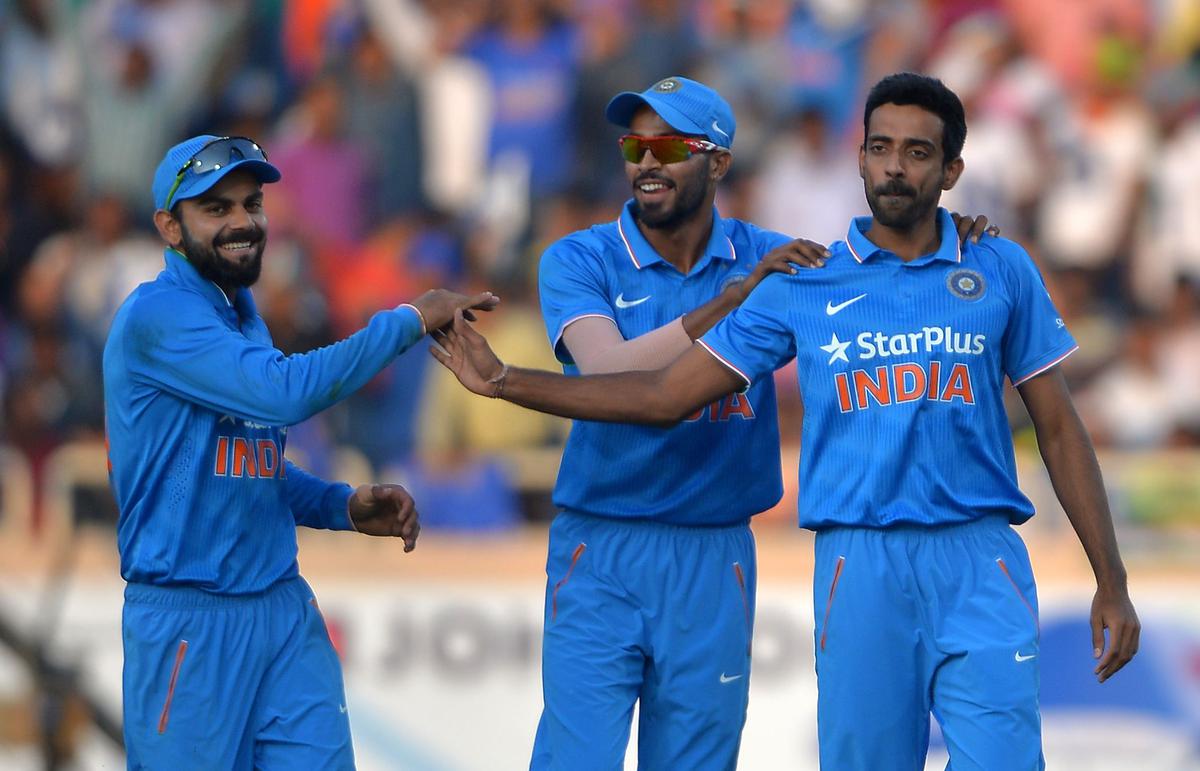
[636,206,715,275]
[864,211,941,262]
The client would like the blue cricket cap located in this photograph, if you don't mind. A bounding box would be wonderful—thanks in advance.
[605,76,736,148]
[152,134,281,211]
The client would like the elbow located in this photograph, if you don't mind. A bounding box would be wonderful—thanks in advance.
[643,391,694,428]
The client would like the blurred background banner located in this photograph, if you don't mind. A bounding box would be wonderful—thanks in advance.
[0,0,1198,768]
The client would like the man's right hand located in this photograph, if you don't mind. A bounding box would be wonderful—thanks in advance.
[410,289,500,333]
[430,310,506,397]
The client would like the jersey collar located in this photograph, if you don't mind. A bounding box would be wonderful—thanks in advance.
[163,247,257,320]
[616,200,737,272]
[844,207,961,266]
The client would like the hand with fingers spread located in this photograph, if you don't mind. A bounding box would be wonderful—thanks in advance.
[409,289,501,334]
[948,211,1001,244]
[727,238,830,303]
[1091,585,1140,682]
[430,310,507,397]
[348,483,421,551]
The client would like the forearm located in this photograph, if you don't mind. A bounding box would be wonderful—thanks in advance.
[500,366,695,425]
[682,285,743,340]
[571,317,693,374]
[1037,416,1128,590]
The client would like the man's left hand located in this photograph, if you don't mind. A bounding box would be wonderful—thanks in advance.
[1091,586,1140,683]
[949,211,1001,244]
[349,483,420,551]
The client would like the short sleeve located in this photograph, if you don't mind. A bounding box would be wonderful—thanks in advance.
[997,241,1078,385]
[538,236,615,365]
[699,273,798,387]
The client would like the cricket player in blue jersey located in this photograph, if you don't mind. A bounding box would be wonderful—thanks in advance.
[433,73,1140,770]
[103,134,497,769]
[512,75,992,770]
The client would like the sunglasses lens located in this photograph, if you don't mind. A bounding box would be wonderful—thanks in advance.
[191,137,268,173]
[650,138,691,164]
[619,136,693,164]
[619,136,644,163]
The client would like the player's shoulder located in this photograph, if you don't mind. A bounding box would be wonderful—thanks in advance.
[963,234,1033,264]
[962,234,1041,283]
[120,276,213,330]
[721,218,792,254]
[539,223,618,272]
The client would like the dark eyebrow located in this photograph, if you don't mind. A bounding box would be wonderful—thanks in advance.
[867,134,937,151]
[194,190,264,207]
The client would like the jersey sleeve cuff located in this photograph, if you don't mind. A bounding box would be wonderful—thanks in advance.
[326,482,357,531]
[696,339,753,392]
[1011,344,1078,386]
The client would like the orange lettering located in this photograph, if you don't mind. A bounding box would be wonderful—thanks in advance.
[894,363,926,403]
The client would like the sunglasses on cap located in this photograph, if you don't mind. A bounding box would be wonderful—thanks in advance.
[163,136,269,210]
[618,134,723,165]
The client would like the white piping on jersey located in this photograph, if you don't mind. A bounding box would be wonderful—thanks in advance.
[554,313,616,356]
[697,339,752,387]
[845,232,962,264]
[617,215,737,269]
[617,216,643,269]
[1011,345,1078,387]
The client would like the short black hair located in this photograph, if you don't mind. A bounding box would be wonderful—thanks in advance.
[863,73,966,165]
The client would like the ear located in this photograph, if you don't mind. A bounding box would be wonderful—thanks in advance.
[711,150,732,182]
[858,145,866,180]
[941,156,964,192]
[153,208,183,248]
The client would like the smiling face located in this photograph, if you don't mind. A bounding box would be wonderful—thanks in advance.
[625,106,729,231]
[859,102,963,231]
[166,169,268,290]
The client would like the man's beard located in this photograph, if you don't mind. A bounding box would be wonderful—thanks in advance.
[632,164,711,231]
[865,178,940,231]
[179,220,265,289]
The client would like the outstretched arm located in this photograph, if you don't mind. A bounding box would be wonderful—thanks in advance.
[431,311,744,426]
[1017,369,1140,682]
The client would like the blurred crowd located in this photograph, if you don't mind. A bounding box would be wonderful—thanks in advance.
[0,0,1198,532]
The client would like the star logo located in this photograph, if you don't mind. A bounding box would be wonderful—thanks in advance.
[820,334,851,365]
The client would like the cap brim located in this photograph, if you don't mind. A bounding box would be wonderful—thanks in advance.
[605,92,706,137]
[167,158,282,209]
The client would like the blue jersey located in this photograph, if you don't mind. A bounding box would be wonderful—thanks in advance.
[701,209,1077,530]
[539,201,789,526]
[103,249,424,594]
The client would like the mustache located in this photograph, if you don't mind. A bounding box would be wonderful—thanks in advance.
[214,227,264,246]
[874,181,916,197]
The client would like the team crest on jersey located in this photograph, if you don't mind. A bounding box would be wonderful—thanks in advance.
[946,269,985,301]
[721,272,750,292]
[653,78,680,93]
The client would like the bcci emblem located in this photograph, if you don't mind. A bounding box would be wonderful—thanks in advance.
[653,78,680,93]
[946,269,986,301]
[721,272,750,292]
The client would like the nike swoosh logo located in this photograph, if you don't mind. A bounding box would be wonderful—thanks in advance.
[825,293,867,315]
[615,293,651,309]
[1014,651,1036,662]
[711,120,730,140]
[719,673,743,684]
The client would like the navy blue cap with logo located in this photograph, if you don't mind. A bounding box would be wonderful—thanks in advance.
[605,76,736,148]
[152,135,282,212]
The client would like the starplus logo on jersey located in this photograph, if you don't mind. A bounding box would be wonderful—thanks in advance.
[829,325,985,413]
[857,325,986,359]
